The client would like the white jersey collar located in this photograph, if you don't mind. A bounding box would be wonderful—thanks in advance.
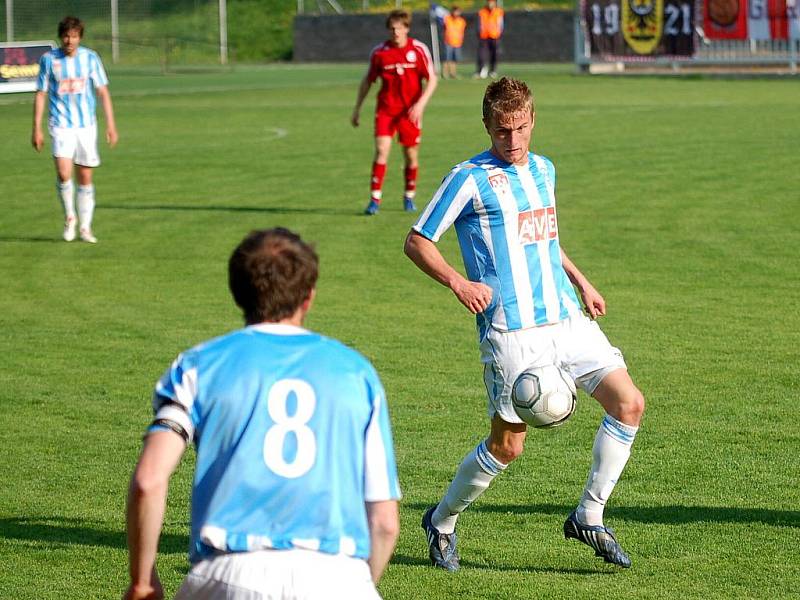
[248,323,311,336]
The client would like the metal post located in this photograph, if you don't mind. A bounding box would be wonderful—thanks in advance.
[111,0,119,63]
[219,0,228,65]
[6,0,14,42]
[429,9,441,75]
[574,10,589,73]
[297,0,304,13]
[326,0,344,12]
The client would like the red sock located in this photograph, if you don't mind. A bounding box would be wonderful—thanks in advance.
[404,166,418,197]
[370,162,387,201]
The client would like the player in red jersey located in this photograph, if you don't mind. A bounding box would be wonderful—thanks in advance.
[351,9,438,215]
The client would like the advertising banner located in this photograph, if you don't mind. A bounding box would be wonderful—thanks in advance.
[706,0,800,39]
[704,0,749,38]
[0,42,55,94]
[584,0,697,59]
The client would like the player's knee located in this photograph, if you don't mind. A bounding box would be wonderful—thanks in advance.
[616,387,644,426]
[77,169,93,186]
[487,437,524,464]
[373,144,391,163]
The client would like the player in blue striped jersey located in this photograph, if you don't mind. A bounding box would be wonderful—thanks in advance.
[32,16,118,244]
[406,78,645,569]
[124,229,400,600]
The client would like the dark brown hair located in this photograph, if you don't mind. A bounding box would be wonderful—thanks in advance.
[386,9,411,28]
[58,16,84,38]
[482,77,535,123]
[228,228,319,324]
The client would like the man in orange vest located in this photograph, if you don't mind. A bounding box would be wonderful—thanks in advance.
[443,6,467,79]
[476,0,504,79]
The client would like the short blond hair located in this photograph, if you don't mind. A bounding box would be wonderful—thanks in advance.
[482,77,534,123]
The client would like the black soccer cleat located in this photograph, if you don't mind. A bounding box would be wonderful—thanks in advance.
[421,506,460,572]
[564,510,632,568]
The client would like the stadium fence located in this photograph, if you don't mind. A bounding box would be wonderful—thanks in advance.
[1,0,229,68]
[575,21,799,72]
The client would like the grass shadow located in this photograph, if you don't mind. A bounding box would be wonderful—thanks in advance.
[0,236,63,243]
[391,553,611,575]
[0,516,187,554]
[102,203,355,216]
[405,501,800,528]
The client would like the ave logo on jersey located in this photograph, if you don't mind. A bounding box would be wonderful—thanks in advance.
[622,0,664,53]
[406,50,417,62]
[58,77,86,94]
[518,207,558,244]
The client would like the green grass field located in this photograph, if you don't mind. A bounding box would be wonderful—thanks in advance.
[1,64,798,599]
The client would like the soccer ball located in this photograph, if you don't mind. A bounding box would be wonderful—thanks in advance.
[511,365,576,429]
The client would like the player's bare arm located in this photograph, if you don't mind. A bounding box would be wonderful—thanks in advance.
[31,91,46,152]
[351,76,373,127]
[365,499,400,584]
[560,248,606,319]
[407,71,438,127]
[124,430,186,600]
[96,85,118,147]
[404,230,493,314]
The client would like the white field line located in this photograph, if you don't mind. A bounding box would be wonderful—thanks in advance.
[266,127,288,139]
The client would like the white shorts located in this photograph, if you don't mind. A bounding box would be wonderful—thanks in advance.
[480,312,627,424]
[50,124,100,167]
[174,548,382,600]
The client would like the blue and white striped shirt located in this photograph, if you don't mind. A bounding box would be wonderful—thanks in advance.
[414,150,582,340]
[149,323,401,564]
[36,46,108,129]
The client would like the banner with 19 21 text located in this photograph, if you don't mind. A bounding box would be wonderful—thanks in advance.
[583,0,697,59]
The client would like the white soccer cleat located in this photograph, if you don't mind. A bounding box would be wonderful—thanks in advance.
[63,217,77,242]
[79,228,98,244]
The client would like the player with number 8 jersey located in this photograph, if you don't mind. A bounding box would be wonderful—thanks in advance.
[124,228,401,600]
[153,323,397,562]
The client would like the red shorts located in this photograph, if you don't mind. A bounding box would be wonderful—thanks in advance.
[374,112,421,147]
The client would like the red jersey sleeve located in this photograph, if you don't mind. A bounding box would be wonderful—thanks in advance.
[366,45,381,83]
[414,41,433,80]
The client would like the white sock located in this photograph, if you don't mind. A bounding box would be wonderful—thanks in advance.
[577,414,638,526]
[77,184,95,230]
[432,440,507,534]
[57,179,76,220]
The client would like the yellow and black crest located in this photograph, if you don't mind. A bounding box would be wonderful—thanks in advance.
[622,0,663,54]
